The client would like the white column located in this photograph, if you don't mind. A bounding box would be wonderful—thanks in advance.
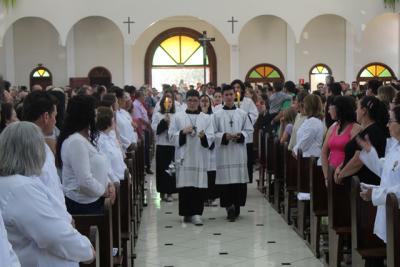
[286,25,296,82]
[230,44,240,81]
[123,43,134,85]
[345,21,355,83]
[66,28,75,79]
[4,25,15,84]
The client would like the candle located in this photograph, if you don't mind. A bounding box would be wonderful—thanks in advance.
[164,97,171,112]
[236,92,241,108]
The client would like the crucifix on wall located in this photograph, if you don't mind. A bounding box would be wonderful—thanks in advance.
[123,17,135,34]
[227,16,238,34]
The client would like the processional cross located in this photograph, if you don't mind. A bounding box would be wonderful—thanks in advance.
[198,31,215,85]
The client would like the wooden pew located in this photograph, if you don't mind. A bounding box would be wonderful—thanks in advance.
[125,151,139,244]
[295,149,310,241]
[120,168,133,267]
[327,167,351,267]
[80,226,100,267]
[272,137,284,213]
[257,130,266,193]
[265,133,275,202]
[386,193,400,267]
[112,185,123,266]
[309,158,327,258]
[351,177,386,267]
[74,199,114,267]
[282,143,297,225]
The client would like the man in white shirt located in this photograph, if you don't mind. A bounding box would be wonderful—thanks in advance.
[22,91,72,223]
[114,87,138,151]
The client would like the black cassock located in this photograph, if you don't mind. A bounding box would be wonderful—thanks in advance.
[155,145,177,194]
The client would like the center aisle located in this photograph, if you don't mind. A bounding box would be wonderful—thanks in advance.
[135,171,324,267]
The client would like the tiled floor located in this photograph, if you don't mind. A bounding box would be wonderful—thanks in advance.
[135,172,324,267]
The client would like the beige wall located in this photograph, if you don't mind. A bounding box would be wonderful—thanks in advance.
[239,16,287,80]
[354,13,400,78]
[295,15,346,83]
[132,16,231,87]
[13,18,67,87]
[0,46,5,79]
[72,17,124,86]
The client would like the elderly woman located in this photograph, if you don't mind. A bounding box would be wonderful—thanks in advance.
[0,122,94,266]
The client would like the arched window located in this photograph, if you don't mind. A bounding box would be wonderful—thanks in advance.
[145,27,217,91]
[30,65,53,90]
[309,64,332,91]
[88,66,112,88]
[245,63,284,88]
[357,63,396,85]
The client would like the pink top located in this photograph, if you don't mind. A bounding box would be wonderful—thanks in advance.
[328,123,354,168]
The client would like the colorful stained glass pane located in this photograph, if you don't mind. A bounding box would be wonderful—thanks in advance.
[367,65,377,76]
[268,70,281,78]
[255,67,265,77]
[317,66,325,73]
[264,66,273,77]
[360,69,374,78]
[376,65,385,76]
[153,47,177,66]
[181,36,200,63]
[33,72,40,77]
[184,46,208,66]
[249,70,262,78]
[160,36,181,63]
[311,68,319,74]
[379,69,392,78]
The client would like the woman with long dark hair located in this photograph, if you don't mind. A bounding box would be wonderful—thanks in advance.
[57,95,115,214]
[151,93,177,202]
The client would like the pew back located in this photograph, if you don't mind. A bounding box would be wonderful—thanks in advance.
[386,193,400,267]
[296,150,310,193]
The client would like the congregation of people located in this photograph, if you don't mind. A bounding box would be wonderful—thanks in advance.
[0,73,400,266]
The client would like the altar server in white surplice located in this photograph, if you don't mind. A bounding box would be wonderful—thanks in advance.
[168,90,215,226]
[214,85,254,222]
[231,80,258,183]
[358,106,400,243]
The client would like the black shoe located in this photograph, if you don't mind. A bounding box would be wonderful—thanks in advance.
[235,206,240,218]
[146,168,154,174]
[226,205,235,222]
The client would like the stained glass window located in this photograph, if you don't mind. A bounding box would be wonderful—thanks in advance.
[359,64,393,79]
[246,64,284,86]
[152,35,208,66]
[32,68,51,78]
[309,64,332,91]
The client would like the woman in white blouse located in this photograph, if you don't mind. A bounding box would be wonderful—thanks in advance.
[358,105,400,243]
[96,107,126,183]
[293,94,325,158]
[0,211,20,267]
[0,122,94,267]
[57,95,115,215]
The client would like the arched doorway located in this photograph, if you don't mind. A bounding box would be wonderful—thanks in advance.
[30,65,53,90]
[88,66,112,88]
[309,64,332,91]
[357,63,396,85]
[245,63,285,88]
[145,27,217,91]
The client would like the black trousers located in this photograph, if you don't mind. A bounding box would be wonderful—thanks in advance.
[144,129,151,169]
[65,197,104,215]
[178,187,206,216]
[155,145,177,194]
[206,171,219,200]
[219,183,247,208]
[246,143,254,183]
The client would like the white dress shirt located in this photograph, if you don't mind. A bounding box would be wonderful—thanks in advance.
[359,138,400,242]
[98,131,126,183]
[61,133,109,204]
[0,175,93,267]
[0,211,20,267]
[40,144,71,223]
[116,109,137,151]
[293,117,324,158]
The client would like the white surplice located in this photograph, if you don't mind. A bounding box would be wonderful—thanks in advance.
[238,97,258,143]
[213,106,254,184]
[359,138,400,242]
[0,175,93,267]
[151,112,175,146]
[0,211,20,267]
[168,111,215,188]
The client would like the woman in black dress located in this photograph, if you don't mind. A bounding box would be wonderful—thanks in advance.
[151,91,177,202]
[335,96,389,186]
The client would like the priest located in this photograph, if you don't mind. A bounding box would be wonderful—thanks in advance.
[214,85,254,222]
[168,89,215,225]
